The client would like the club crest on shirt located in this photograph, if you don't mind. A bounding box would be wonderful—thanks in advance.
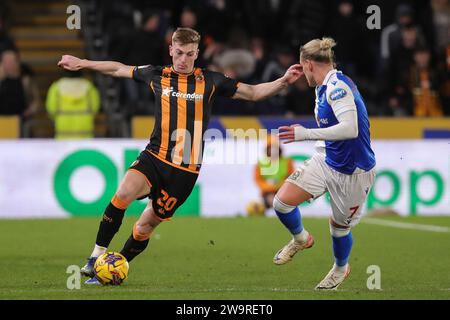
[195,74,204,81]
[329,88,347,101]
[194,68,204,81]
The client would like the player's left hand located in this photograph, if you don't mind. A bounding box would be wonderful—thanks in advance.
[57,55,84,71]
[282,64,303,85]
[278,124,309,143]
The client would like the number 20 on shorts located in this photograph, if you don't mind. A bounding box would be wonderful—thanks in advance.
[156,190,178,211]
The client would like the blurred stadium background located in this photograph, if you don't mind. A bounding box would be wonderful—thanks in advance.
[1,0,449,136]
[0,0,449,299]
[0,0,449,217]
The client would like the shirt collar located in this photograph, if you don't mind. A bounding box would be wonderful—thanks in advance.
[322,69,338,86]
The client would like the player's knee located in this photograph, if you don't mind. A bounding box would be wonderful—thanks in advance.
[273,195,296,214]
[110,193,130,211]
[329,224,351,237]
[133,223,153,241]
[114,189,134,204]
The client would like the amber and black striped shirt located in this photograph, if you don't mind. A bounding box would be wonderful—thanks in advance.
[132,65,239,174]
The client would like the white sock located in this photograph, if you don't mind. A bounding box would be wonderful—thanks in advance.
[294,229,309,243]
[333,263,348,273]
[90,244,107,258]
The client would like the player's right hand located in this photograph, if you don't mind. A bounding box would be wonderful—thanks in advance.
[57,55,83,71]
[278,124,310,143]
[281,64,304,85]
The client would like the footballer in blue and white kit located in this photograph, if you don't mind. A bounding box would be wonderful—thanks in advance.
[274,38,376,290]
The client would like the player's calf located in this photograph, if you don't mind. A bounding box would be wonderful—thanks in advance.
[120,223,153,262]
[80,194,129,278]
[95,195,129,249]
[315,221,353,289]
[329,222,353,271]
[273,195,314,265]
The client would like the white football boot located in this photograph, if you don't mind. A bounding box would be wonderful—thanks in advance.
[273,230,314,265]
[315,264,351,290]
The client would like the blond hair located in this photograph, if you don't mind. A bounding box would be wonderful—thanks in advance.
[300,37,337,65]
[172,27,201,45]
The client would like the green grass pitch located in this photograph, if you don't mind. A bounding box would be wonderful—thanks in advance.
[0,216,449,300]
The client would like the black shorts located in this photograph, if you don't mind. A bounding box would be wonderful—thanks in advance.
[129,150,199,219]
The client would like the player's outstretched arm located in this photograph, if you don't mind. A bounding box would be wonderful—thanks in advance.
[278,111,358,144]
[232,64,303,102]
[57,55,133,78]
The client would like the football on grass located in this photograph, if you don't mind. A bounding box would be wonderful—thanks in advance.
[94,252,129,285]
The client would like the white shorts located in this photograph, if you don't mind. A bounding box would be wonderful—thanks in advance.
[286,153,376,229]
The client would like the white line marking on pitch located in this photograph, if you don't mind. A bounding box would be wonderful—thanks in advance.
[1,287,336,294]
[362,218,450,233]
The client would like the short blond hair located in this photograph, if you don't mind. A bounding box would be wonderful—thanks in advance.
[172,27,201,45]
[300,37,336,65]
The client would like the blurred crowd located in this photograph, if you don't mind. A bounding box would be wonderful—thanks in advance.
[0,0,449,138]
[103,0,450,117]
[0,2,41,124]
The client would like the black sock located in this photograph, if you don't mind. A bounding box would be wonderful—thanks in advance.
[120,234,150,262]
[95,202,125,248]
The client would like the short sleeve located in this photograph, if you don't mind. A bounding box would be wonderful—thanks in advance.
[326,81,356,118]
[211,72,240,98]
[132,65,157,85]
